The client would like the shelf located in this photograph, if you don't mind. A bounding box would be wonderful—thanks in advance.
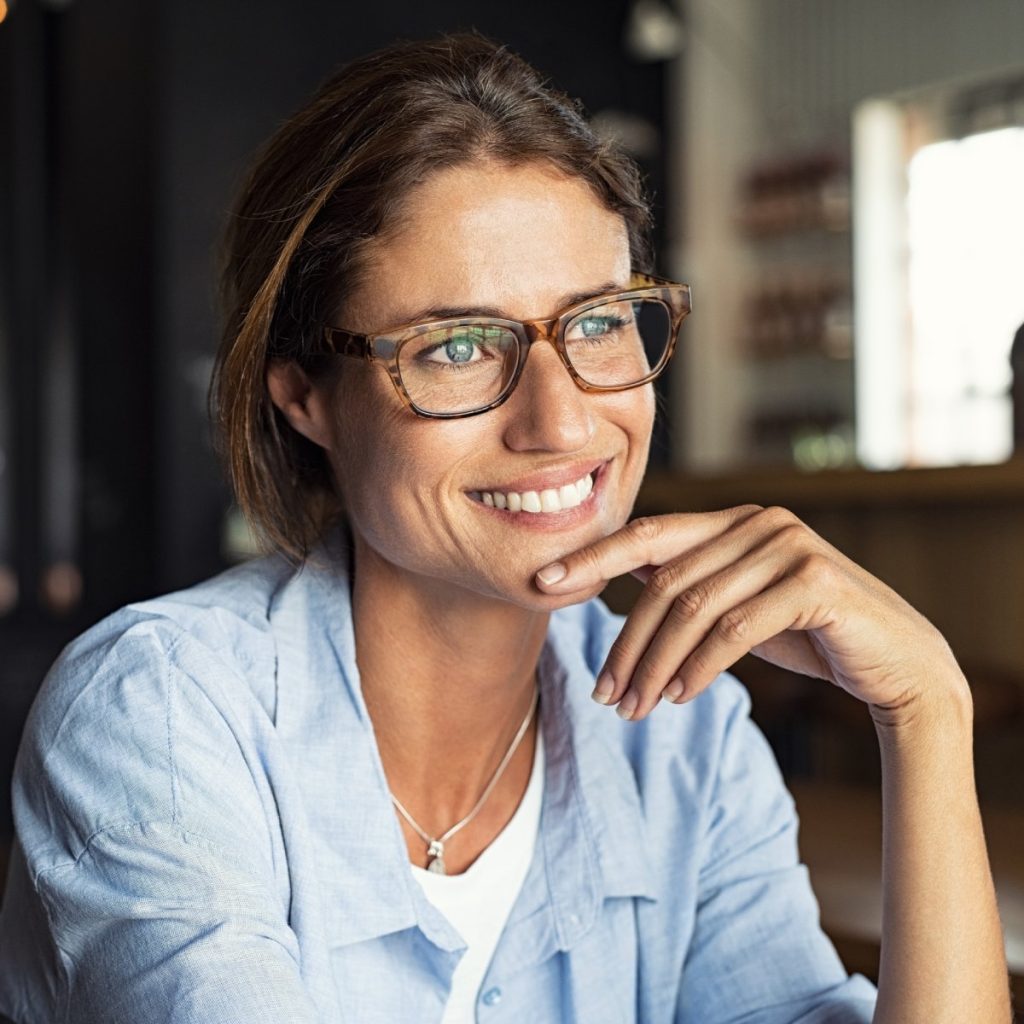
[639,458,1024,513]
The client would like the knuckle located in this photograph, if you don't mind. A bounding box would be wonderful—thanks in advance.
[735,503,765,518]
[797,550,836,583]
[717,608,751,645]
[605,633,641,667]
[758,505,799,531]
[770,520,811,550]
[646,562,685,600]
[671,585,711,623]
[574,545,605,575]
[684,647,715,681]
[628,515,662,545]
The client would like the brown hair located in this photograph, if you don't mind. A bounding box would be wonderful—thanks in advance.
[210,31,655,565]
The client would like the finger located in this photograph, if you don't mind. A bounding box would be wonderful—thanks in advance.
[595,510,799,709]
[665,571,827,708]
[629,564,658,584]
[534,505,763,593]
[614,533,795,720]
[598,512,794,712]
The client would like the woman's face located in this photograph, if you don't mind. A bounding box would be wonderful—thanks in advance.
[323,160,655,609]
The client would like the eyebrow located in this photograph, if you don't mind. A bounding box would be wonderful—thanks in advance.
[387,281,625,327]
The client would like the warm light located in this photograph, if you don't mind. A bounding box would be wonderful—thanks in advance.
[853,100,907,469]
[855,98,1024,469]
[0,1,8,25]
[906,127,1024,465]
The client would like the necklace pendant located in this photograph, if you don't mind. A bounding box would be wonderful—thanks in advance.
[426,839,446,875]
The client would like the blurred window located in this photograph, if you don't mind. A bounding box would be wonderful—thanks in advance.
[854,76,1024,469]
[906,126,1024,465]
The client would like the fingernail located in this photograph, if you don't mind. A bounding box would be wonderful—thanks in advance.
[661,678,685,703]
[536,562,567,586]
[591,671,615,704]
[616,689,638,720]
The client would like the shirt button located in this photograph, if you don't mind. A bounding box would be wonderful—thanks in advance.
[568,913,581,928]
[482,986,503,1007]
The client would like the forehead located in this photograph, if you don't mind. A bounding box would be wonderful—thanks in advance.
[351,161,631,327]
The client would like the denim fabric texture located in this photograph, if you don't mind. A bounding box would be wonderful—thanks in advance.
[0,530,878,1023]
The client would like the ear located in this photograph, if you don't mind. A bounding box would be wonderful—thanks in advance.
[266,360,334,450]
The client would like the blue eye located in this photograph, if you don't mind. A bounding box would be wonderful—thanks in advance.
[444,336,476,363]
[578,316,618,337]
[569,312,631,343]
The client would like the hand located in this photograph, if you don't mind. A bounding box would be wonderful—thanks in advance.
[535,506,966,723]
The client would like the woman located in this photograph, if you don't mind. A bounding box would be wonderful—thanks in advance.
[0,32,1010,1024]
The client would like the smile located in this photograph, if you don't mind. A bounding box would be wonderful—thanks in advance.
[469,469,596,514]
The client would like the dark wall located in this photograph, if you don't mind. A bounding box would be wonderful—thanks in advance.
[0,0,671,842]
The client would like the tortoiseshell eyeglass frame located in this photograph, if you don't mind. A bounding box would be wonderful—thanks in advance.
[319,271,692,419]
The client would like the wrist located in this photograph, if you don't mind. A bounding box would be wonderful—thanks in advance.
[869,666,973,737]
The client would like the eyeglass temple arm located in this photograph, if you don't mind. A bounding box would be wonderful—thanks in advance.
[633,275,693,332]
[322,327,370,359]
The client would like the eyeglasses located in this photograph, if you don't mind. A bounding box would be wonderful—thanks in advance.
[320,272,692,418]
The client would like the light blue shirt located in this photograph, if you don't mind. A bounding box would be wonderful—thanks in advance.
[0,531,878,1023]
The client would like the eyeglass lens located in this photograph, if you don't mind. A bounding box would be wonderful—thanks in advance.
[395,298,673,415]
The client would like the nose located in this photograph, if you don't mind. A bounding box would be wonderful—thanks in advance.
[500,337,595,454]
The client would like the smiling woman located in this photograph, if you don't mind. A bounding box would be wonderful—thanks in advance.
[268,160,664,609]
[0,30,1011,1024]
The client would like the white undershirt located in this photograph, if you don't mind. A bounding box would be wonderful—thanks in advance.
[410,721,545,1023]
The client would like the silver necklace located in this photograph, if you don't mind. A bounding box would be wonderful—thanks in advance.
[391,686,539,875]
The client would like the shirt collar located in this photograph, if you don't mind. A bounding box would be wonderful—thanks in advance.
[267,531,657,954]
[533,613,660,950]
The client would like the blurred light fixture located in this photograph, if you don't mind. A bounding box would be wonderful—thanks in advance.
[0,565,17,617]
[39,561,82,616]
[625,0,685,62]
[0,0,9,25]
[590,109,660,160]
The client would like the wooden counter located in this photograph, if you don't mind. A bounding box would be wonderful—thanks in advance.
[638,458,1024,513]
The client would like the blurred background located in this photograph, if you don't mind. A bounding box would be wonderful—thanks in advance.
[1,0,1024,1003]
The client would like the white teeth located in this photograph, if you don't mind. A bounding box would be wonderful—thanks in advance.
[475,470,596,514]
[558,483,581,509]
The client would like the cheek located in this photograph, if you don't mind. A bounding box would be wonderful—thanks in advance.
[328,386,476,536]
[327,373,404,508]
[606,386,656,454]
[637,387,657,435]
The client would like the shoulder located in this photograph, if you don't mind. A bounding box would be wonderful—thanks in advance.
[25,553,293,744]
[13,553,297,875]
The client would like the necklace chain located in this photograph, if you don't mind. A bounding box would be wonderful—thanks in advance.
[390,686,540,875]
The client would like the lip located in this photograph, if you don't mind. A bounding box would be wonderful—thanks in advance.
[465,460,611,531]
[467,458,608,497]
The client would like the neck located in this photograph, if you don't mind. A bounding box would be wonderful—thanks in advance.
[351,536,548,836]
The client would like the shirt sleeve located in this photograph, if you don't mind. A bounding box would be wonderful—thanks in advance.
[8,620,321,1024]
[34,823,320,1024]
[675,680,878,1024]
